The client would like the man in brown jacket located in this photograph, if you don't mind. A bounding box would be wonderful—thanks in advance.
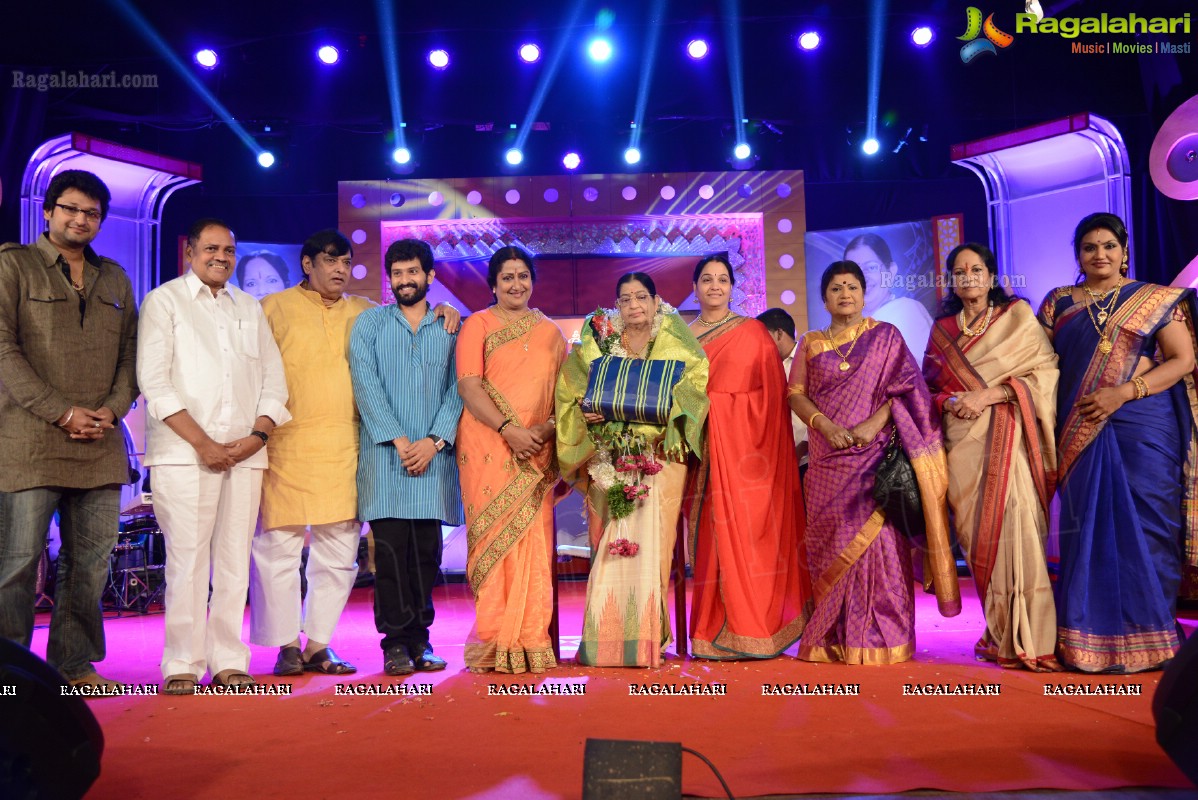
[0,170,139,688]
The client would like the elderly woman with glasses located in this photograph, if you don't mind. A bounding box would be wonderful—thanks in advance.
[556,272,708,667]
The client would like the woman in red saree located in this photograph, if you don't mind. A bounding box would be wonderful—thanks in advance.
[789,261,960,664]
[686,254,811,658]
[923,243,1061,671]
[456,247,566,674]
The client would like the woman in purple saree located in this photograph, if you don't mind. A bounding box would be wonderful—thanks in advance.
[789,262,960,664]
[1039,212,1198,673]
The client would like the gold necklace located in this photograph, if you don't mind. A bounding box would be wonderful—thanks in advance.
[696,309,734,328]
[494,306,535,351]
[1082,277,1122,354]
[621,329,649,358]
[825,321,864,372]
[959,304,994,337]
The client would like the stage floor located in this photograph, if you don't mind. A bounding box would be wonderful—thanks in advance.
[26,577,1198,800]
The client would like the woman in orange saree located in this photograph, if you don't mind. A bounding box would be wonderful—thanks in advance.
[687,254,811,658]
[923,243,1061,671]
[457,247,566,674]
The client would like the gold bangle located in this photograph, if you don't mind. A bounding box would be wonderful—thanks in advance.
[807,411,827,429]
[1001,385,1014,403]
[1133,376,1149,400]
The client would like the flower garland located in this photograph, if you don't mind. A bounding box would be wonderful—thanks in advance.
[585,301,676,537]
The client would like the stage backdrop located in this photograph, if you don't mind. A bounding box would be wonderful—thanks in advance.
[804,215,963,357]
[336,170,808,331]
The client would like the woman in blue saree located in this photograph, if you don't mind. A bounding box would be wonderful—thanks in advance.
[1038,212,1198,673]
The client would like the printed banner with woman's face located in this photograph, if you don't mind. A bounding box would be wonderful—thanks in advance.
[804,220,939,357]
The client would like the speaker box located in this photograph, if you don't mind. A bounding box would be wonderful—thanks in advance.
[582,738,682,800]
[1153,631,1198,786]
[0,639,104,799]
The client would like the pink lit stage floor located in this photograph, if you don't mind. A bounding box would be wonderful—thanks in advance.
[28,578,1197,800]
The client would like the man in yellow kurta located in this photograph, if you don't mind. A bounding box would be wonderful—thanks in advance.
[249,230,373,676]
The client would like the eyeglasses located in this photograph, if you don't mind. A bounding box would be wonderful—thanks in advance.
[617,293,652,306]
[55,203,102,222]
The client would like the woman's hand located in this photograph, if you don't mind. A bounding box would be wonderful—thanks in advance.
[848,419,883,448]
[502,425,544,460]
[582,411,605,425]
[1076,385,1131,423]
[814,417,857,451]
[948,390,987,419]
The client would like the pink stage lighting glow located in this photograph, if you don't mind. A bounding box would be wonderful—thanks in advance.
[317,45,340,65]
[686,39,709,60]
[194,49,218,69]
[519,43,541,63]
[562,152,581,170]
[797,32,821,51]
[428,49,450,70]
[911,26,935,47]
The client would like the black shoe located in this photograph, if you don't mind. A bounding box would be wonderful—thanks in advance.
[273,646,304,677]
[383,644,415,676]
[414,646,447,672]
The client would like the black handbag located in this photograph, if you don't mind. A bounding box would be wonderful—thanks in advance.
[872,429,926,542]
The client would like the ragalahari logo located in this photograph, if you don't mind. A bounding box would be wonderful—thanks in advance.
[958,6,1016,62]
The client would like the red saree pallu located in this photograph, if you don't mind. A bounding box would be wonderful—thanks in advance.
[687,317,811,659]
[793,319,959,665]
[924,300,1061,671]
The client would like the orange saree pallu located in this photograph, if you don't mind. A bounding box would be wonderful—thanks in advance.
[688,317,811,658]
[924,300,1061,671]
[457,310,565,673]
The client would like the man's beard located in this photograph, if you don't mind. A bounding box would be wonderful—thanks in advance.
[394,282,429,307]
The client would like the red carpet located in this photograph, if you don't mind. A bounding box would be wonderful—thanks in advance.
[28,578,1196,799]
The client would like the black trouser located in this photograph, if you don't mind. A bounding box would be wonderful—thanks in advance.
[369,518,443,652]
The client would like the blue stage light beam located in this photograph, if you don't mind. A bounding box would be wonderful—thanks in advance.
[510,0,587,163]
[375,0,408,159]
[865,0,888,149]
[628,0,666,156]
[111,0,269,162]
[721,0,747,155]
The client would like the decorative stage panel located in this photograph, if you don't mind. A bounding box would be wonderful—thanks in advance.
[338,170,808,329]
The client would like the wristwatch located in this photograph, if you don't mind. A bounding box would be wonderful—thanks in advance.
[250,430,269,444]
[429,435,446,452]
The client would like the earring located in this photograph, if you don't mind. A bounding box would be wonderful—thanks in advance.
[1120,257,1129,276]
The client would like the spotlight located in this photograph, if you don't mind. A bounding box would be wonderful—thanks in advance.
[257,151,276,168]
[519,43,541,63]
[194,49,218,69]
[588,37,613,63]
[392,147,411,165]
[686,39,709,60]
[911,26,935,47]
[562,152,581,170]
[733,142,751,160]
[317,45,340,65]
[623,147,641,165]
[505,148,524,166]
[861,138,880,156]
[428,49,450,70]
[797,31,821,51]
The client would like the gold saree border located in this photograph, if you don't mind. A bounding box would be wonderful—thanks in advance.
[803,317,881,359]
[690,602,811,659]
[813,510,885,604]
[464,641,558,674]
[797,641,914,665]
[1058,627,1179,673]
[484,309,544,360]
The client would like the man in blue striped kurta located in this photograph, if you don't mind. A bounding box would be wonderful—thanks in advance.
[349,239,463,676]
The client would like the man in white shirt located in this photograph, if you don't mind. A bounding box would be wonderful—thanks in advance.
[756,308,808,472]
[137,218,290,693]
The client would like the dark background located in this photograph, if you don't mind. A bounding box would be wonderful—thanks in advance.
[2,0,1195,288]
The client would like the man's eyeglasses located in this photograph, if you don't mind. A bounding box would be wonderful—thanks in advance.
[617,293,652,306]
[55,203,102,222]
